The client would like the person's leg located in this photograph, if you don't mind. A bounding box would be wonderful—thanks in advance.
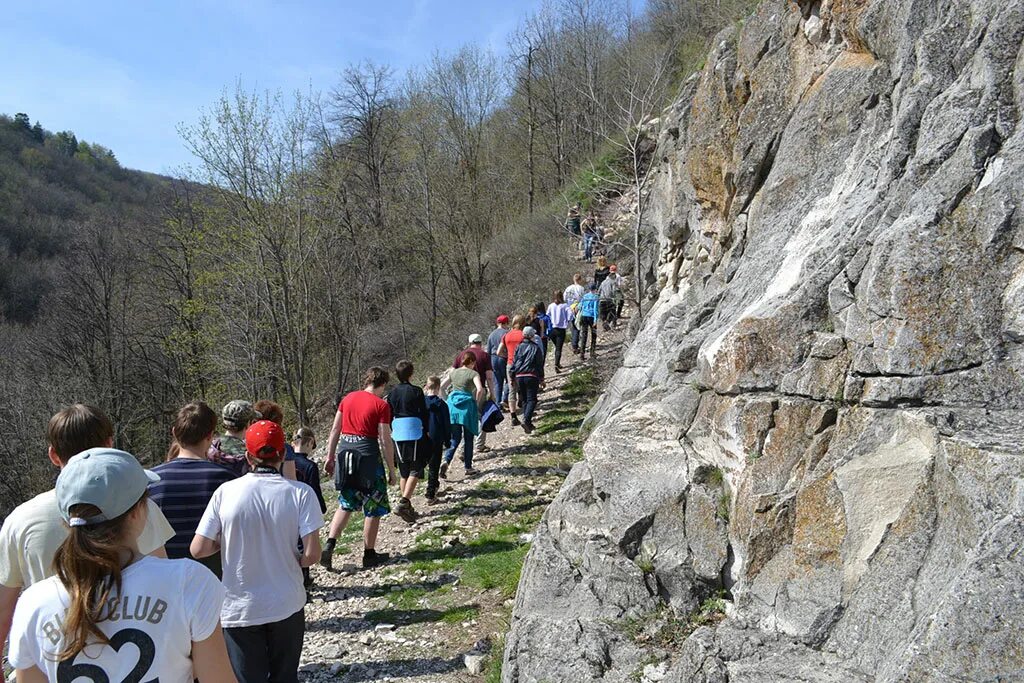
[590,317,599,355]
[552,329,565,369]
[224,624,269,683]
[267,610,304,683]
[475,428,488,452]
[522,378,539,426]
[426,439,442,498]
[364,516,381,549]
[570,319,580,352]
[580,318,591,358]
[463,426,475,471]
[492,355,506,406]
[444,427,462,465]
[509,379,520,424]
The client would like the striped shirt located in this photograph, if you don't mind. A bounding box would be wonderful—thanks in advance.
[149,458,238,559]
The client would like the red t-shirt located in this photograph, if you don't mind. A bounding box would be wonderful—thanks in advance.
[453,346,492,379]
[503,330,524,363]
[339,390,392,438]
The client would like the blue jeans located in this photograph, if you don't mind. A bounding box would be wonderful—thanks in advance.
[445,424,475,469]
[224,608,304,683]
[491,354,508,404]
[583,235,594,261]
[518,376,540,426]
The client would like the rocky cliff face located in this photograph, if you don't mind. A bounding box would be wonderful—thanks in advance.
[504,1,1024,680]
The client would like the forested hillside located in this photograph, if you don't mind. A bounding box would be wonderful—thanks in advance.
[0,0,754,517]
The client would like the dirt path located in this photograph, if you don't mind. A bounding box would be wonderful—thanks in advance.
[298,322,628,682]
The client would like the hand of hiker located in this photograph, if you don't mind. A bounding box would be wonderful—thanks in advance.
[325,457,335,477]
[388,468,398,486]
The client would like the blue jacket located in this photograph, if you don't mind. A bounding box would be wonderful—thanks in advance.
[580,292,600,319]
[293,453,326,513]
[447,390,481,436]
[426,395,452,447]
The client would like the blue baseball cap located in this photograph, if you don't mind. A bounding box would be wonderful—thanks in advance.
[56,448,160,526]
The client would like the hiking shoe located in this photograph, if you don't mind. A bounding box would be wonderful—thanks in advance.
[523,422,536,435]
[395,498,417,524]
[478,445,492,454]
[362,549,390,569]
[500,402,510,412]
[426,495,441,506]
[440,462,449,479]
[511,414,520,426]
[464,467,480,477]
[319,539,336,570]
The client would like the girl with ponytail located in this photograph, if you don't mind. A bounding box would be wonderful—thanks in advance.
[7,448,236,683]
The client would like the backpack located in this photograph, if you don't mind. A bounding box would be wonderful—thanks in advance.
[335,441,381,493]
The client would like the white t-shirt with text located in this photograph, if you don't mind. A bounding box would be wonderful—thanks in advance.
[0,490,175,588]
[195,473,323,628]
[9,556,224,682]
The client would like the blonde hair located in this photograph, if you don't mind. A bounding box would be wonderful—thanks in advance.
[597,255,608,268]
[425,376,441,391]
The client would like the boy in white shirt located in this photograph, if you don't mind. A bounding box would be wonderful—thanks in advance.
[192,420,323,683]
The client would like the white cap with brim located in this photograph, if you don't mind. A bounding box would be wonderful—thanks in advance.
[523,326,537,339]
[56,448,160,526]
[468,334,484,344]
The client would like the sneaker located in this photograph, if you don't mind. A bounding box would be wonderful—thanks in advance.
[464,467,480,476]
[426,495,441,505]
[500,402,510,412]
[523,422,535,435]
[511,414,520,426]
[477,445,492,454]
[363,549,390,569]
[320,539,336,570]
[395,498,417,524]
[440,462,449,479]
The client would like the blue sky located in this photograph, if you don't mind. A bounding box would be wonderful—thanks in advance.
[1,1,548,174]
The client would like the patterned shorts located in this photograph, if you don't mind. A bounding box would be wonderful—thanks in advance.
[337,436,391,517]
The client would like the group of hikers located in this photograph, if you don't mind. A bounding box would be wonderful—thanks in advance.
[565,203,609,263]
[0,263,626,683]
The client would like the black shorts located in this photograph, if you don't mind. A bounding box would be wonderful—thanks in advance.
[395,438,429,479]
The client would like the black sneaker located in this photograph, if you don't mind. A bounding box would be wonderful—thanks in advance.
[511,414,520,426]
[464,467,480,476]
[320,539,336,570]
[440,462,449,479]
[363,549,390,569]
[523,422,535,435]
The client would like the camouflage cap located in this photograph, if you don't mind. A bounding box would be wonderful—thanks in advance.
[222,400,260,428]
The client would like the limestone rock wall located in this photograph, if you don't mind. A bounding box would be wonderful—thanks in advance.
[504,1,1024,680]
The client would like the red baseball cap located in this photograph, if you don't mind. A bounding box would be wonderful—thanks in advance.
[609,264,618,273]
[497,315,510,324]
[246,420,286,458]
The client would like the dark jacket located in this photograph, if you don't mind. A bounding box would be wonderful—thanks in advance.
[511,339,545,379]
[425,395,452,448]
[293,452,327,513]
[387,382,430,435]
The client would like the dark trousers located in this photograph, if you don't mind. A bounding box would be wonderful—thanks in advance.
[445,424,474,469]
[517,376,540,426]
[549,328,567,368]
[224,608,304,683]
[616,299,625,317]
[426,437,444,497]
[580,316,598,356]
[600,299,616,327]
[570,319,580,351]
[491,353,507,404]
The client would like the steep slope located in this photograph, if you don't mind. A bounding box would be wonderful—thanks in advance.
[505,0,1024,680]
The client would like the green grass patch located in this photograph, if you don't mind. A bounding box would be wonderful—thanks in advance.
[462,544,530,597]
[617,593,729,650]
[483,637,506,683]
[565,145,628,210]
[440,604,482,624]
[562,367,597,399]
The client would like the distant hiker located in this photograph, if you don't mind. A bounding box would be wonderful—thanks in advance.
[610,264,627,319]
[0,404,174,651]
[292,427,327,589]
[579,283,601,360]
[423,376,452,504]
[208,400,260,476]
[582,213,599,262]
[487,315,511,410]
[599,268,620,330]
[566,204,582,240]
[192,420,322,683]
[564,273,586,354]
[9,449,237,683]
[594,255,611,286]
[453,334,497,454]
[497,315,527,426]
[535,301,552,356]
[511,326,546,434]
[547,291,572,373]
[387,360,430,524]
[149,401,237,579]
[254,399,298,480]
[442,353,486,478]
[322,367,398,570]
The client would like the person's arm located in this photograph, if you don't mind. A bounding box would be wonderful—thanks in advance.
[16,666,47,683]
[191,624,238,683]
[325,409,343,477]
[0,584,19,655]
[299,531,322,568]
[379,423,398,485]
[190,534,220,560]
[473,374,486,406]
[485,370,497,404]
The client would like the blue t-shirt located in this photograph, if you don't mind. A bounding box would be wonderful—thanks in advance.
[149,458,237,560]
[580,293,600,319]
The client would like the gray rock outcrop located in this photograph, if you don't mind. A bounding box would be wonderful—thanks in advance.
[504,0,1024,680]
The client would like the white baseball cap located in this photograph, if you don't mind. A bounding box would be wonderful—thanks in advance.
[56,448,159,526]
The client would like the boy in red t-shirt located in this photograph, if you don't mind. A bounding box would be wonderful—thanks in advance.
[322,367,399,569]
[497,315,527,426]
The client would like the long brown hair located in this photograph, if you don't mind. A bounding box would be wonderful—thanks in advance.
[53,496,147,660]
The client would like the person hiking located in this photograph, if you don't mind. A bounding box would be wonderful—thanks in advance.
[534,301,552,356]
[453,334,497,454]
[487,315,511,410]
[579,283,601,360]
[208,400,259,476]
[442,353,485,479]
[582,213,599,262]
[547,291,572,373]
[566,204,582,243]
[496,315,526,426]
[599,268,620,330]
[192,420,322,683]
[149,401,237,580]
[8,448,237,683]
[253,400,298,481]
[564,273,586,354]
[610,264,627,320]
[292,427,327,589]
[593,255,611,286]
[511,327,546,434]
[321,367,398,570]
[423,376,451,505]
[387,360,430,524]
[0,404,174,652]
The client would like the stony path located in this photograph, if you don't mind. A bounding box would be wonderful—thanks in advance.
[298,324,627,682]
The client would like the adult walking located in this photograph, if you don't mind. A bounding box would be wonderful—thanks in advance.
[496,315,526,426]
[387,360,430,524]
[487,315,510,410]
[564,273,586,354]
[593,255,611,286]
[511,327,545,434]
[322,367,399,570]
[579,283,601,360]
[453,334,497,454]
[582,213,599,262]
[534,301,552,356]
[442,353,485,478]
[547,291,572,373]
[599,267,620,330]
